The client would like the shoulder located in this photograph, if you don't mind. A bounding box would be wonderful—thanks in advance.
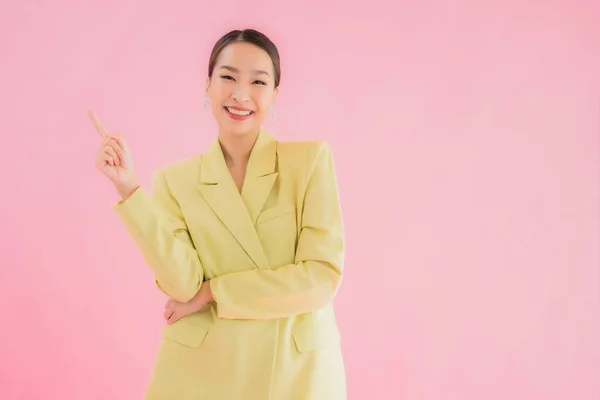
[277,139,331,155]
[152,154,202,183]
[277,139,333,171]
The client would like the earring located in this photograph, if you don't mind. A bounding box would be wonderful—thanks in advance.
[269,106,276,121]
[203,96,210,111]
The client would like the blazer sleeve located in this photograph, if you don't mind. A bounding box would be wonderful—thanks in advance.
[209,142,344,320]
[112,168,204,302]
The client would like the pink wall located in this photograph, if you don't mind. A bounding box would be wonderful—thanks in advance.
[1,0,598,399]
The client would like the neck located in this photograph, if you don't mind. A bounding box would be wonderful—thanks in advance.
[218,129,260,167]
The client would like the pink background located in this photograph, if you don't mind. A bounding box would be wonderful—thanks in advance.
[1,0,598,399]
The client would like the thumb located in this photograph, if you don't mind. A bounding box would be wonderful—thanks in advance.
[111,132,130,153]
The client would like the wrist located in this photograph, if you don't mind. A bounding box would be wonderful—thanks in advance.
[202,281,214,304]
[190,282,213,311]
[114,182,139,200]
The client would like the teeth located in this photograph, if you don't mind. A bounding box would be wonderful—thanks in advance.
[227,107,251,116]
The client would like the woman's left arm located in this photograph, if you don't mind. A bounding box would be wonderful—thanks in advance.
[207,142,345,320]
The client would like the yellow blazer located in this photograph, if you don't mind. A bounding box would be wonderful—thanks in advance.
[113,129,346,400]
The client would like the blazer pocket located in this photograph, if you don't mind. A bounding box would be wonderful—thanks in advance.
[292,320,341,353]
[162,323,209,348]
[256,204,296,225]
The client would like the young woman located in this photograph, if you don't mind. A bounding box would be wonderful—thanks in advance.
[94,28,346,400]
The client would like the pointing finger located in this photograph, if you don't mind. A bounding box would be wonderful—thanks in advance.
[87,109,107,139]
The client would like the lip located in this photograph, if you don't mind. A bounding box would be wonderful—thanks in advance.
[224,106,254,121]
[225,105,253,112]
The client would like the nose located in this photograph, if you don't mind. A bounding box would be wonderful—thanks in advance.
[231,85,250,103]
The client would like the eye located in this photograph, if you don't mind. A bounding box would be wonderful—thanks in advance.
[220,75,235,81]
[253,80,267,85]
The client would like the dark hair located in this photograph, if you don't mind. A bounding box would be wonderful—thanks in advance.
[208,29,281,88]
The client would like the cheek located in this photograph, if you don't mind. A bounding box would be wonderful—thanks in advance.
[208,81,230,102]
[210,106,223,121]
[208,92,227,116]
[253,90,274,111]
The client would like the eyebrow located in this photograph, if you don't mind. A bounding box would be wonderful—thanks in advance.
[219,65,270,76]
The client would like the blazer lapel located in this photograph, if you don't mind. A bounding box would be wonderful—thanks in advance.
[241,130,279,225]
[197,129,277,269]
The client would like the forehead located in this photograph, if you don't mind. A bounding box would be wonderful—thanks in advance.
[215,42,274,73]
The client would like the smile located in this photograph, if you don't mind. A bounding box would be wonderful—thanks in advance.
[224,106,254,121]
[226,107,252,116]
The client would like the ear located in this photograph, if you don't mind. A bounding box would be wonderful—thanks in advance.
[205,77,211,93]
[272,86,279,105]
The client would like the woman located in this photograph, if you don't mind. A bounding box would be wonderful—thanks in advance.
[94,29,346,400]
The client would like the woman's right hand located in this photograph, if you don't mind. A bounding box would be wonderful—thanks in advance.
[94,133,139,200]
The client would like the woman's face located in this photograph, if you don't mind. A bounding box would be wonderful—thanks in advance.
[206,42,278,138]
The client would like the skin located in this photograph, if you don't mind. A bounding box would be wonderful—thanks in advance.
[206,41,279,192]
[93,40,279,325]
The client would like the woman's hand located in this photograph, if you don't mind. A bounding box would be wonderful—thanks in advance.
[89,109,139,200]
[164,282,214,325]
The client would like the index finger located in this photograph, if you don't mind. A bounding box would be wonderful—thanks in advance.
[87,108,107,139]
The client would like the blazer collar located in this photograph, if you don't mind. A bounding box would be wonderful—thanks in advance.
[197,128,278,269]
[200,128,277,184]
